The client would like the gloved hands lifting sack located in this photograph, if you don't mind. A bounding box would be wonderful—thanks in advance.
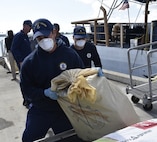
[44,88,58,100]
[44,68,104,100]
[97,68,105,77]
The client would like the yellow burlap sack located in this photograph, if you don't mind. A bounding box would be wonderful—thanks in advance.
[51,68,140,141]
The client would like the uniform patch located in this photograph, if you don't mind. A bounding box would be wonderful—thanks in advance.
[87,53,91,58]
[59,62,67,70]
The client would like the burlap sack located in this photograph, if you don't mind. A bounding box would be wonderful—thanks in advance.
[51,68,140,141]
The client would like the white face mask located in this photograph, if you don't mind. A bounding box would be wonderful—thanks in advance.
[75,40,86,48]
[38,38,54,52]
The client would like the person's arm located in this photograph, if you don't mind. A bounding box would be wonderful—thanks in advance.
[20,61,46,102]
[64,36,70,47]
[4,38,9,52]
[11,35,23,63]
[91,43,102,68]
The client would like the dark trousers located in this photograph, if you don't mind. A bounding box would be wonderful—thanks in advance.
[22,106,73,142]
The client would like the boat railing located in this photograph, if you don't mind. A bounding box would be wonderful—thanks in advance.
[71,18,109,46]
[71,6,110,46]
[127,41,157,88]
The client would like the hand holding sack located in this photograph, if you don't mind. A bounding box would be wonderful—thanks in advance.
[44,88,58,100]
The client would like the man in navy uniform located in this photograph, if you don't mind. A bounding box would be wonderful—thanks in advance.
[53,23,70,47]
[70,26,102,68]
[5,30,17,80]
[11,20,32,70]
[11,20,32,108]
[20,18,84,142]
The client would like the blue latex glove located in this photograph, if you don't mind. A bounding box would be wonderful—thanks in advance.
[44,88,58,100]
[97,68,105,77]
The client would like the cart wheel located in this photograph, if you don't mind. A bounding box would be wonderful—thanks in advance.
[131,96,140,104]
[143,104,153,111]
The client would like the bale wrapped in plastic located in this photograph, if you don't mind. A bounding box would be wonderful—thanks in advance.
[51,68,140,141]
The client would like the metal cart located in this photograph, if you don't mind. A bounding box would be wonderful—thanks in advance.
[126,41,157,111]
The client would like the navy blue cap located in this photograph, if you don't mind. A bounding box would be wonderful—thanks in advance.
[73,26,87,39]
[32,18,53,39]
[23,20,32,27]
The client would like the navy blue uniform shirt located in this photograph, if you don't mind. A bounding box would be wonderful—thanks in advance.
[71,41,102,68]
[20,43,84,111]
[11,30,32,66]
[59,34,70,47]
[5,36,14,52]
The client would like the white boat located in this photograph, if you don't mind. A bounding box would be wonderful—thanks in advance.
[71,0,157,78]
[71,0,157,111]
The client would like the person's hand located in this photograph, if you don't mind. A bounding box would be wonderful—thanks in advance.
[44,88,58,100]
[97,68,105,77]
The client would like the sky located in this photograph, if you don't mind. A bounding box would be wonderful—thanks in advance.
[0,0,157,35]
